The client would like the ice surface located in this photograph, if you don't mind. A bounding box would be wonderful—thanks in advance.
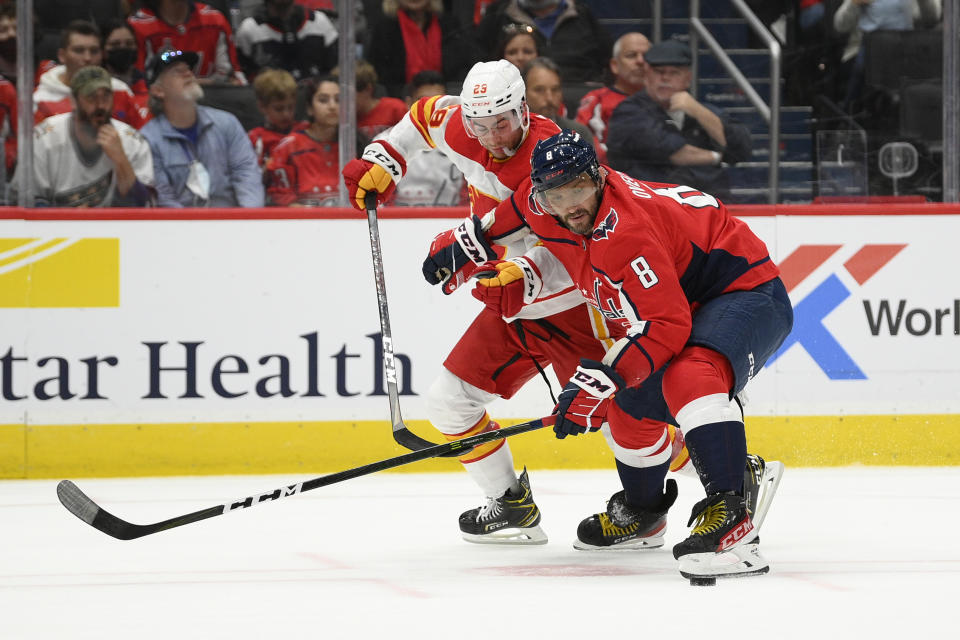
[2,468,957,639]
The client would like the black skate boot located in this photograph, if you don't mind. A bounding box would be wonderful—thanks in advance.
[574,479,678,550]
[673,491,768,580]
[459,468,547,545]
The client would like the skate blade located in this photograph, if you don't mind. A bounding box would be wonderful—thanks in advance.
[462,525,548,545]
[752,461,784,533]
[572,535,665,551]
[678,543,769,579]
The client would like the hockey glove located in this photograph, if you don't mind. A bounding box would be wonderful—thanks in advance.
[342,141,406,210]
[421,214,498,294]
[471,258,542,318]
[553,360,625,439]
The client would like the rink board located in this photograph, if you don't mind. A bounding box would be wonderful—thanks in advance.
[1,203,959,477]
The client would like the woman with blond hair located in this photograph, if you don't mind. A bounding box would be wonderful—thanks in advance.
[366,0,475,97]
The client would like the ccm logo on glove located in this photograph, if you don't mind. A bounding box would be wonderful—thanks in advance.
[361,147,402,178]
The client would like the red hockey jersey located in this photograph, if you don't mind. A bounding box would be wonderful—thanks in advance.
[128,2,244,82]
[488,169,781,386]
[266,130,340,206]
[249,121,308,168]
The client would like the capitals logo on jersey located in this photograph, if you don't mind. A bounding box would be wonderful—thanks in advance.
[592,208,619,241]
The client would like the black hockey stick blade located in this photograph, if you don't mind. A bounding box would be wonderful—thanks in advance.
[56,416,554,541]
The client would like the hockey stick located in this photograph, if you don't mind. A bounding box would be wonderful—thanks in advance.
[364,191,456,455]
[56,416,554,541]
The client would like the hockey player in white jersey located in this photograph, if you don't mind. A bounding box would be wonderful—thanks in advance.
[342,60,646,545]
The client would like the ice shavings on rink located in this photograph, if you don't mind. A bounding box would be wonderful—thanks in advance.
[2,467,958,639]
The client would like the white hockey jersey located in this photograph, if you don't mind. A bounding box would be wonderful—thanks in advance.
[23,113,155,207]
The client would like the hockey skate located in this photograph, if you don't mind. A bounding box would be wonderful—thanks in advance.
[573,479,678,550]
[673,492,769,581]
[459,468,547,545]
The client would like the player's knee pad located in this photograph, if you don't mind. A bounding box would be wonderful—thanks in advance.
[602,404,672,469]
[673,392,744,437]
[662,346,734,416]
[425,368,498,435]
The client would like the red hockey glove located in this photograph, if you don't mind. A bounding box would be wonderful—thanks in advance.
[422,214,499,294]
[342,141,406,210]
[553,360,625,439]
[471,258,541,318]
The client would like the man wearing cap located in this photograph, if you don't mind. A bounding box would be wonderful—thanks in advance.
[606,38,751,202]
[140,50,264,208]
[15,65,154,206]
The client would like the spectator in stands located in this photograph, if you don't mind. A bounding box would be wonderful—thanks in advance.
[235,0,338,81]
[494,22,544,71]
[266,75,365,206]
[606,39,752,202]
[522,57,593,143]
[102,20,147,96]
[141,50,264,207]
[390,69,467,206]
[34,21,147,128]
[366,0,475,97]
[350,60,409,139]
[0,4,16,83]
[833,0,941,110]
[128,0,246,85]
[477,0,608,83]
[575,31,649,163]
[0,73,16,179]
[15,66,154,206]
[248,68,307,171]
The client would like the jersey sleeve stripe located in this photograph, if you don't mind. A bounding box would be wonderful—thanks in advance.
[611,334,656,376]
[587,305,616,350]
[410,95,442,148]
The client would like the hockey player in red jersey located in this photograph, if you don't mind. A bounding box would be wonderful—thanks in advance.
[342,60,674,545]
[471,131,793,579]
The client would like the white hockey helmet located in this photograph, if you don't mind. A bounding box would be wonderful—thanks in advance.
[459,59,530,140]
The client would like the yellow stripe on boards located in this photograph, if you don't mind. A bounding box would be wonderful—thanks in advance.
[3,415,959,479]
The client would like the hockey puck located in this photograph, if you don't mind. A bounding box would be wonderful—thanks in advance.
[689,576,717,586]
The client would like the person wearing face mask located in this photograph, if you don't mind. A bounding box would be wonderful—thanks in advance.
[101,20,147,97]
[235,0,338,82]
[140,49,263,207]
[33,20,147,128]
[13,66,155,207]
[477,0,608,83]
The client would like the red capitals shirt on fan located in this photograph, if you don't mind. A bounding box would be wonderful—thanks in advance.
[33,66,148,128]
[249,121,308,168]
[266,131,341,206]
[128,2,244,82]
[575,86,629,164]
[487,170,781,387]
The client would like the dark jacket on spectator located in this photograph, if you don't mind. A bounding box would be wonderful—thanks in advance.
[235,5,339,81]
[366,11,476,98]
[606,90,752,202]
[477,0,609,83]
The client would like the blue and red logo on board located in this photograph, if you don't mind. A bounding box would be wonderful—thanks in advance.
[766,244,906,380]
